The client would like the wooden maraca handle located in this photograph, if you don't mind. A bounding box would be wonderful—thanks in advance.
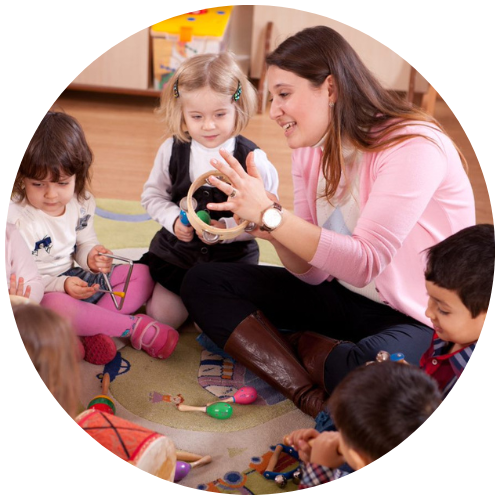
[186,170,249,240]
[177,404,206,413]
[176,451,203,462]
[101,373,110,396]
[190,455,212,469]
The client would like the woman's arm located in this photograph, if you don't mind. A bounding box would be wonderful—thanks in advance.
[208,134,450,286]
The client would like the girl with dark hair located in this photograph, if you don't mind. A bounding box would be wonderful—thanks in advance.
[180,26,475,417]
[9,111,179,364]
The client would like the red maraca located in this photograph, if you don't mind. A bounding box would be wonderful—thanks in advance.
[219,386,258,405]
[174,455,212,482]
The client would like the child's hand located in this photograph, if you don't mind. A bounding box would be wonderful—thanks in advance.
[88,245,113,274]
[285,428,320,463]
[174,218,195,242]
[64,276,100,300]
[309,431,345,469]
[9,274,31,298]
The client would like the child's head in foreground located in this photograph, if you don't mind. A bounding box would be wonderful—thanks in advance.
[424,223,494,351]
[12,110,93,211]
[328,361,441,470]
[158,52,257,148]
[13,301,81,418]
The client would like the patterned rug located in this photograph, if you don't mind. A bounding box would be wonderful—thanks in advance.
[79,199,315,493]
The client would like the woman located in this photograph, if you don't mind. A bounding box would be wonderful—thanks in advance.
[180,26,475,417]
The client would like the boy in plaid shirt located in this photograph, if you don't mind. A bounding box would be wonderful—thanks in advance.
[287,362,441,488]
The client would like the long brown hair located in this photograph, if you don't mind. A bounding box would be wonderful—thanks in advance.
[13,302,81,418]
[266,25,467,201]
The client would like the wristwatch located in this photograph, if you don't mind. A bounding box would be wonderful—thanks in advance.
[260,202,283,232]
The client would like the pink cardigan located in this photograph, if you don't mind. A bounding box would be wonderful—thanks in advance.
[290,123,475,326]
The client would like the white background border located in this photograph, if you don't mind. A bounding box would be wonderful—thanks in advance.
[1,1,497,499]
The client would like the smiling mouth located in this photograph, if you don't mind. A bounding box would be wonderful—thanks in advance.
[283,122,296,131]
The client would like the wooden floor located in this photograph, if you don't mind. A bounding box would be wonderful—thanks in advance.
[54,89,492,224]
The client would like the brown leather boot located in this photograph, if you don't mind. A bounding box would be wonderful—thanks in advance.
[296,331,343,392]
[224,311,327,418]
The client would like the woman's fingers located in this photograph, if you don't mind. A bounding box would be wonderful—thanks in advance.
[207,174,236,198]
[219,147,247,177]
[246,152,262,182]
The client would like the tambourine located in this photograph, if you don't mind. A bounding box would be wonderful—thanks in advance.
[185,170,253,242]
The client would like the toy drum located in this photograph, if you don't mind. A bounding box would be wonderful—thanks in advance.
[76,409,176,481]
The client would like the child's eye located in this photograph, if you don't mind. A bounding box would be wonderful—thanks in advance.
[437,308,450,316]
[215,113,226,118]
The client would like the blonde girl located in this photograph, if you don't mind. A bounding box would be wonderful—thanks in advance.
[140,52,279,328]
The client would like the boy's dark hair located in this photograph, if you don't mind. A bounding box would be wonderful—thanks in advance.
[425,224,495,318]
[12,111,93,202]
[328,362,441,463]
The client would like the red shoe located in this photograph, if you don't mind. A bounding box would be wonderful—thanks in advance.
[80,334,117,365]
[130,314,179,359]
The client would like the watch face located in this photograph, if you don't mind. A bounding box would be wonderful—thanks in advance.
[263,208,282,229]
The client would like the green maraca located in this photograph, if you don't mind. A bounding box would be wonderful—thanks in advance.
[196,210,211,224]
[177,402,233,420]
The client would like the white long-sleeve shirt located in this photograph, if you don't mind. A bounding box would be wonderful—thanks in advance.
[141,136,279,239]
[5,222,44,303]
[8,194,99,292]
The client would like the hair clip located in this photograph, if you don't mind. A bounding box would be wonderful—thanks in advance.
[233,81,242,101]
[173,79,180,98]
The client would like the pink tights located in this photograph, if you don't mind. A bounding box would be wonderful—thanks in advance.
[41,263,155,338]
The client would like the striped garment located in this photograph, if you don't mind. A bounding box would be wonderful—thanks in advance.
[420,333,476,398]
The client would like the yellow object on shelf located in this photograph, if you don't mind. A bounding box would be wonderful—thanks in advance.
[151,7,234,91]
[152,7,233,39]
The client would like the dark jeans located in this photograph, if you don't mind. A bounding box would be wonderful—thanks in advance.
[181,263,433,393]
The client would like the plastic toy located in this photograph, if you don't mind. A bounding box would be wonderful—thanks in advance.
[177,402,233,420]
[263,443,300,486]
[174,455,212,482]
[179,197,197,226]
[218,386,258,405]
[87,372,115,414]
[97,289,126,298]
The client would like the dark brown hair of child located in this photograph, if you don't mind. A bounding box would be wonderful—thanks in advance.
[425,223,495,318]
[13,303,81,418]
[328,361,441,463]
[12,111,93,202]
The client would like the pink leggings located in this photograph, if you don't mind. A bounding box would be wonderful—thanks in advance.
[41,263,154,337]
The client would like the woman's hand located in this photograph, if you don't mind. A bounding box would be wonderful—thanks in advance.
[64,276,100,300]
[206,149,274,224]
[174,217,195,242]
[87,245,113,274]
[9,274,31,298]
